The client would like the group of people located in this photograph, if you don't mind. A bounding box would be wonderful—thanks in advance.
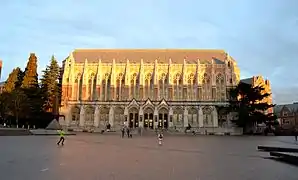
[121,126,132,138]
[120,124,164,145]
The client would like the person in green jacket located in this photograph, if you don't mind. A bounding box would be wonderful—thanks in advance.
[57,129,65,146]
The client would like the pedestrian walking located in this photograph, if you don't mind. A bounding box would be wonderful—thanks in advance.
[158,132,163,145]
[121,126,125,138]
[127,127,130,138]
[57,129,65,146]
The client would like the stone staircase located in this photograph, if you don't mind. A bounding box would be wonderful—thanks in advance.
[0,128,32,136]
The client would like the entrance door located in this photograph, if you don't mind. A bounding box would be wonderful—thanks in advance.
[144,114,149,128]
[149,113,153,129]
[163,113,168,129]
[158,114,163,128]
[129,113,134,128]
[158,112,168,129]
[134,113,139,127]
[144,113,154,129]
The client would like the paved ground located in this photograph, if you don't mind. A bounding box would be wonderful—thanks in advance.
[0,134,298,180]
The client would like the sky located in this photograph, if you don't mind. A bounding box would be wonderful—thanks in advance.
[0,0,298,104]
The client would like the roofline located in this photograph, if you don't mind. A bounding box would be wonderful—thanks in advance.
[73,48,227,52]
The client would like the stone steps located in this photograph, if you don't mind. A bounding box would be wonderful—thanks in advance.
[257,145,298,153]
[30,129,76,136]
[270,152,298,165]
[0,128,32,136]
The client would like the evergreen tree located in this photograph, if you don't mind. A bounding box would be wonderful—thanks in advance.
[3,67,23,92]
[228,82,275,132]
[9,89,28,127]
[21,53,43,116]
[21,53,39,89]
[0,92,11,124]
[41,55,60,113]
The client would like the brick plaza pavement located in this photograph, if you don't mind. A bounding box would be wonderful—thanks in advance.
[0,134,298,180]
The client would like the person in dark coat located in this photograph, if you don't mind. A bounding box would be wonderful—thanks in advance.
[121,126,125,138]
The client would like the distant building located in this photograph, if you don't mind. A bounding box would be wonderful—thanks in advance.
[274,103,298,129]
[240,76,273,114]
[59,49,241,132]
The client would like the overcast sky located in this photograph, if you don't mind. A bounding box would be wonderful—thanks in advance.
[0,0,298,104]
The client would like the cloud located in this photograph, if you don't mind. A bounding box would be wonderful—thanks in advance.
[1,0,298,104]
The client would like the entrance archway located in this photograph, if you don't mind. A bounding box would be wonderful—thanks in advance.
[114,107,124,128]
[143,107,154,129]
[128,107,139,128]
[85,105,95,127]
[158,107,168,129]
[70,106,80,126]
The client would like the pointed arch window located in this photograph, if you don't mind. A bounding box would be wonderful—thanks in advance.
[216,74,225,101]
[202,73,211,100]
[145,73,151,99]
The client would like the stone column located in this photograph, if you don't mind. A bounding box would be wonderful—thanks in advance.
[79,105,85,127]
[212,106,218,127]
[94,106,100,127]
[109,106,114,127]
[71,81,75,100]
[183,107,189,127]
[154,107,158,128]
[139,107,144,128]
[198,106,204,128]
[65,106,71,127]
[169,107,173,128]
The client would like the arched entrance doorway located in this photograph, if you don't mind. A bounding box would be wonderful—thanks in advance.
[128,107,139,128]
[114,107,125,128]
[143,107,154,129]
[99,106,109,127]
[158,107,168,129]
[70,106,80,126]
[84,105,95,127]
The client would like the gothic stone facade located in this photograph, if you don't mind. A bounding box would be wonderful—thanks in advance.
[241,76,273,114]
[59,49,241,132]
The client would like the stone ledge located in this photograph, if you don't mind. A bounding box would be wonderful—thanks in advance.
[257,146,298,153]
[270,152,298,165]
[30,129,76,136]
[0,128,32,136]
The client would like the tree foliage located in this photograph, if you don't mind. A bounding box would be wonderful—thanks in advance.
[21,53,39,89]
[41,55,61,113]
[0,53,59,128]
[3,67,23,92]
[9,89,28,125]
[228,82,275,130]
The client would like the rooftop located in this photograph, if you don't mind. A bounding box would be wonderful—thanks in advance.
[71,49,234,64]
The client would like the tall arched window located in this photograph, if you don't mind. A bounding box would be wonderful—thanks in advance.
[77,73,83,101]
[130,79,135,99]
[145,73,151,99]
[102,80,106,101]
[136,78,139,99]
[158,73,166,100]
[216,74,225,101]
[187,73,195,100]
[88,78,92,100]
[102,73,110,101]
[179,79,183,100]
[107,78,111,100]
[121,79,125,100]
[174,73,181,100]
[116,73,123,101]
[202,73,211,101]
[116,79,121,101]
